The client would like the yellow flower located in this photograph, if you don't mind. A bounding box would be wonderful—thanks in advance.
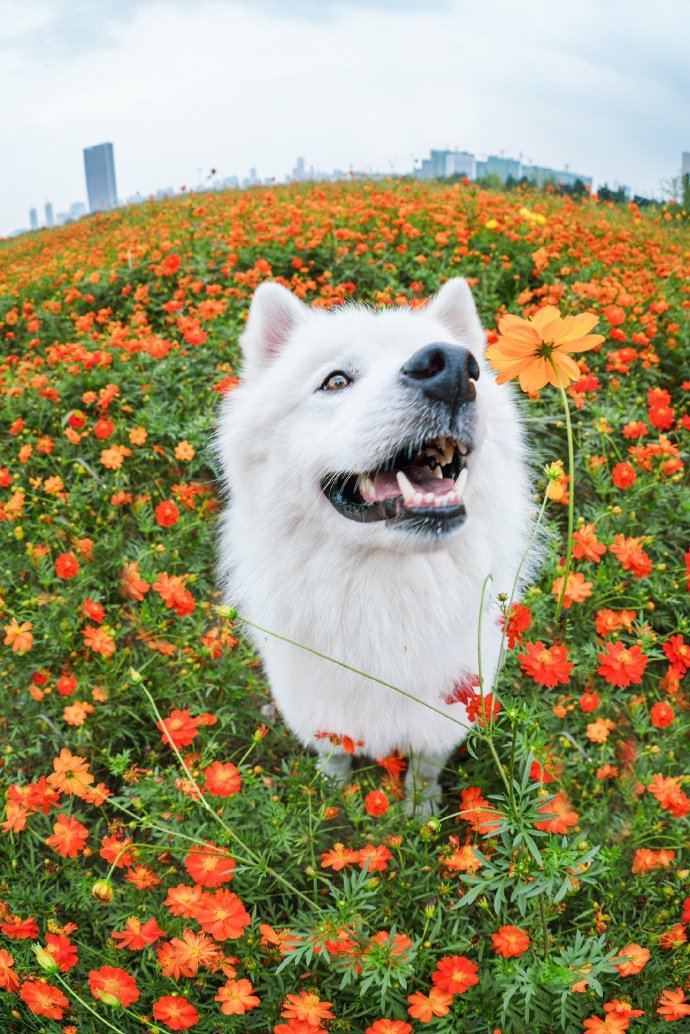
[486,305,604,393]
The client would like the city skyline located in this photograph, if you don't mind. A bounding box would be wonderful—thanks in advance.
[10,140,681,239]
[1,0,688,236]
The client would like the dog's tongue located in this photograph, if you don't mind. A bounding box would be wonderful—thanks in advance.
[372,467,455,500]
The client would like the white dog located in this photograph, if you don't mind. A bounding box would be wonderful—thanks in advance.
[216,278,531,813]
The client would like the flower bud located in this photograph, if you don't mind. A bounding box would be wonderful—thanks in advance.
[32,945,59,973]
[92,879,114,903]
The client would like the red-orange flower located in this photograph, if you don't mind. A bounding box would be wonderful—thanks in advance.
[112,916,165,950]
[44,934,78,973]
[164,883,205,918]
[47,748,95,798]
[19,979,69,1019]
[572,523,606,563]
[184,842,236,888]
[597,642,648,687]
[152,995,200,1030]
[486,305,604,392]
[156,708,200,748]
[203,761,241,797]
[88,965,140,1007]
[518,641,573,687]
[657,988,690,1021]
[216,977,261,1015]
[366,1022,413,1034]
[0,948,20,992]
[193,889,251,941]
[491,925,530,957]
[281,991,335,1027]
[364,790,390,817]
[431,954,479,994]
[407,986,454,1021]
[320,842,360,871]
[45,814,89,857]
[534,791,579,833]
[55,552,80,579]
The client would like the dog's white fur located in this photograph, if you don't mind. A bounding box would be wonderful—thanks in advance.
[216,279,531,811]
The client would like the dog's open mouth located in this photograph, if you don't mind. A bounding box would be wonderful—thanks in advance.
[321,435,471,531]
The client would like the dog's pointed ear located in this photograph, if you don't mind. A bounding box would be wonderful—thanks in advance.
[241,282,307,374]
[426,278,485,351]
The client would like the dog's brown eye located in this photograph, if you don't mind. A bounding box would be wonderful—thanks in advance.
[320,371,352,391]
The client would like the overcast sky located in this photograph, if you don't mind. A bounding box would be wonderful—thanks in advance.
[1,0,688,236]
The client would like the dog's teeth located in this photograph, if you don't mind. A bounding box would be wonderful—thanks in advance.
[412,491,424,506]
[454,468,469,498]
[396,470,416,504]
[433,466,443,479]
[458,442,469,456]
[424,492,435,505]
[358,475,377,503]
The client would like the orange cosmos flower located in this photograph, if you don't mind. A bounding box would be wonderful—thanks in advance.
[3,619,33,653]
[597,642,648,687]
[152,995,199,1030]
[156,708,200,748]
[595,609,636,637]
[54,552,80,579]
[184,842,236,887]
[365,789,390,816]
[193,889,251,941]
[486,305,604,392]
[99,834,135,868]
[534,791,579,833]
[164,883,205,918]
[0,949,20,993]
[491,925,530,958]
[609,535,652,578]
[47,748,95,797]
[357,844,393,871]
[518,641,573,687]
[88,965,140,1007]
[320,842,361,871]
[650,701,675,729]
[459,785,503,834]
[19,979,69,1019]
[120,561,150,600]
[112,916,165,950]
[550,571,592,609]
[366,1023,413,1034]
[431,954,479,994]
[657,988,690,1021]
[216,977,261,1015]
[407,986,454,1021]
[631,848,675,874]
[45,814,89,857]
[281,991,335,1026]
[582,1013,629,1034]
[203,761,241,797]
[82,624,116,657]
[126,865,161,890]
[44,934,78,973]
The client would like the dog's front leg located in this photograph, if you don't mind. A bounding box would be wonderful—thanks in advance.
[404,752,449,818]
[317,751,352,783]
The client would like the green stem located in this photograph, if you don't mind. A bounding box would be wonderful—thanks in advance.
[538,893,550,960]
[554,372,576,623]
[139,681,320,913]
[233,616,472,736]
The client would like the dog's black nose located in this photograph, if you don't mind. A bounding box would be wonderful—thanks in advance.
[400,342,480,407]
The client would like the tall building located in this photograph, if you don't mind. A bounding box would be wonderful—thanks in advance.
[83,142,118,212]
[45,202,54,227]
[29,208,38,231]
[682,152,690,178]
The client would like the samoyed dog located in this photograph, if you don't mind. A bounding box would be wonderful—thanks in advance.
[216,278,531,813]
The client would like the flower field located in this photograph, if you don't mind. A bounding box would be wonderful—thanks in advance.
[0,179,689,1033]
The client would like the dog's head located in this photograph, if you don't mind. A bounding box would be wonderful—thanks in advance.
[219,279,516,552]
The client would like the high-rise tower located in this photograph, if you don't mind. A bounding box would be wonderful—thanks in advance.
[83,142,118,212]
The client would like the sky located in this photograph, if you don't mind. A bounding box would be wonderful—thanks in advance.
[1,0,688,236]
